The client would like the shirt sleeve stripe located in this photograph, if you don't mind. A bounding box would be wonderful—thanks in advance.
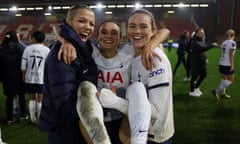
[147,82,169,91]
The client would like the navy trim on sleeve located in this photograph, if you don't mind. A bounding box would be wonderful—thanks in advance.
[147,82,169,91]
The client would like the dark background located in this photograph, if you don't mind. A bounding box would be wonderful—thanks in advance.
[0,0,239,43]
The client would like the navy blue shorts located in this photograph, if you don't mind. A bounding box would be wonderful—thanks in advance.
[25,83,43,93]
[219,65,234,75]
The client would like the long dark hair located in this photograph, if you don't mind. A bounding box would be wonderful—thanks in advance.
[1,30,19,46]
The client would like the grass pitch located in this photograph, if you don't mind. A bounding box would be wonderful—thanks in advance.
[0,47,239,144]
[169,47,240,144]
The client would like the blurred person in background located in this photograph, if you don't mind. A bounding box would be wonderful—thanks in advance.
[185,31,195,83]
[21,31,50,123]
[12,32,27,117]
[17,32,27,47]
[189,27,218,97]
[212,29,236,100]
[173,31,191,81]
[0,30,27,125]
[167,39,173,52]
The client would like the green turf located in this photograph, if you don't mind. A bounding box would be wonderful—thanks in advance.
[168,47,240,144]
[0,47,239,144]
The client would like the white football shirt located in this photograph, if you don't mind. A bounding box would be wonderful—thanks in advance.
[21,44,50,84]
[92,45,132,122]
[130,47,174,143]
[92,45,132,90]
[219,39,236,66]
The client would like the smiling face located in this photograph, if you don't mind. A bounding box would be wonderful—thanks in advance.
[97,21,121,52]
[67,8,95,42]
[127,13,155,56]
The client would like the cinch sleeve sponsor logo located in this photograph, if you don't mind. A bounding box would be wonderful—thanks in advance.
[149,68,165,78]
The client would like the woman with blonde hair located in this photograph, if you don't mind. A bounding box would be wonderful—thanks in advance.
[212,29,236,99]
[38,5,99,144]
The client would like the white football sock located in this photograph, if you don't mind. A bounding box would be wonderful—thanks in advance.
[13,95,19,110]
[222,88,226,95]
[99,88,128,114]
[37,102,42,119]
[77,81,111,144]
[127,82,151,144]
[223,79,232,87]
[29,100,36,122]
[216,79,232,92]
[222,80,232,94]
[216,79,225,92]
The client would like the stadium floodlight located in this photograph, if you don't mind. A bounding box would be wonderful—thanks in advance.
[15,13,22,16]
[9,6,17,11]
[200,4,208,7]
[26,8,34,10]
[0,8,8,11]
[191,4,199,7]
[135,3,143,8]
[178,3,185,7]
[145,4,153,8]
[108,5,116,8]
[62,6,70,9]
[116,5,125,8]
[105,11,112,14]
[96,3,106,9]
[44,13,52,16]
[168,10,175,14]
[173,3,190,8]
[17,8,25,11]
[154,4,162,7]
[89,5,97,8]
[126,4,134,8]
[35,7,43,10]
[48,6,52,10]
[53,6,61,10]
[163,4,172,8]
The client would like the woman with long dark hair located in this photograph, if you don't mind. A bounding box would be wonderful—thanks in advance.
[0,30,27,125]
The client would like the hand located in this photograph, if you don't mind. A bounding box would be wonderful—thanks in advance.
[96,90,100,97]
[53,24,77,64]
[212,42,218,47]
[141,28,169,71]
[97,83,117,98]
[109,83,117,95]
[57,40,77,64]
[141,43,162,71]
